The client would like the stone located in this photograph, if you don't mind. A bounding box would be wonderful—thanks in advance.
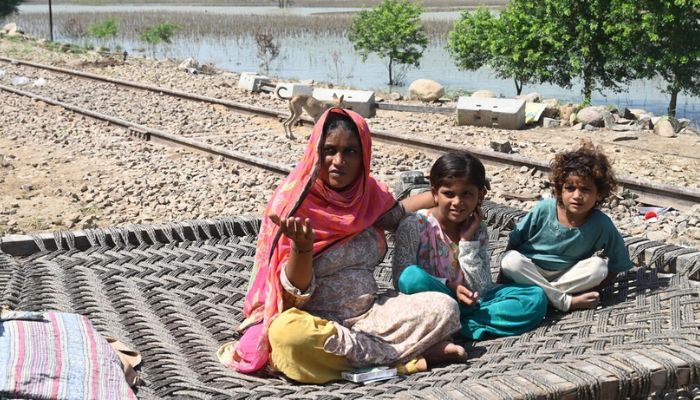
[654,118,676,138]
[646,230,669,242]
[542,118,560,128]
[178,58,199,71]
[490,140,513,153]
[559,104,576,123]
[408,79,444,102]
[471,89,496,98]
[576,106,613,128]
[388,92,403,101]
[519,92,541,103]
[621,108,636,120]
[2,23,19,36]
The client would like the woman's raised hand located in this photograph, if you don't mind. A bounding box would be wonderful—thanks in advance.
[269,214,314,252]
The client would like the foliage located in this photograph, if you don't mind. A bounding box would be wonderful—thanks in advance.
[254,32,280,73]
[0,0,23,18]
[349,0,428,85]
[87,18,119,39]
[447,0,642,103]
[139,22,179,45]
[611,0,700,116]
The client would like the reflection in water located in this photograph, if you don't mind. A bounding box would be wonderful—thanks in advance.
[7,5,700,125]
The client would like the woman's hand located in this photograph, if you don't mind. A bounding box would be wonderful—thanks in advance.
[269,214,315,251]
[459,206,484,242]
[455,285,479,306]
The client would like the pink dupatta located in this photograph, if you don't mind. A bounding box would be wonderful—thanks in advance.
[220,108,396,373]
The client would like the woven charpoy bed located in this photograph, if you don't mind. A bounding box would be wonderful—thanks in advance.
[1,201,700,400]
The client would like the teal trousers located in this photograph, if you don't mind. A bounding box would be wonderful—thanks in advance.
[398,265,548,340]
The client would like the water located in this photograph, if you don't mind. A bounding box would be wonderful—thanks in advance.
[10,4,700,126]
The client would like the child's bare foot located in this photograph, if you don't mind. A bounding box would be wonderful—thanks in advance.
[569,292,600,310]
[423,341,467,366]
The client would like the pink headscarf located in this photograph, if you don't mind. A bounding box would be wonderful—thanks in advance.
[221,108,396,373]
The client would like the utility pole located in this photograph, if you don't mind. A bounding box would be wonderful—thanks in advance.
[48,0,54,41]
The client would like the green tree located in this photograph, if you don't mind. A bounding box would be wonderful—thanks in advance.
[350,0,428,85]
[87,18,119,40]
[448,6,568,95]
[0,0,23,18]
[551,0,636,104]
[613,0,700,116]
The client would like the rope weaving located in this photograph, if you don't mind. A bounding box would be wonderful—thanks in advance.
[1,205,699,399]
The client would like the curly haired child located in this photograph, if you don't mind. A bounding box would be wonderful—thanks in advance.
[500,142,633,312]
[393,152,547,339]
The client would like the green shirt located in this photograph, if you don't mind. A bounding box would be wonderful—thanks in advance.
[509,198,633,273]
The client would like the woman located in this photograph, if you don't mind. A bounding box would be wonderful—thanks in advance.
[218,108,465,383]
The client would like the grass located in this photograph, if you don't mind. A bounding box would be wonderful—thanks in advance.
[23,0,508,7]
[2,10,455,45]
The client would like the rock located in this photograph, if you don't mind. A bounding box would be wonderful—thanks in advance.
[571,122,584,130]
[490,140,513,153]
[629,108,651,119]
[645,230,669,242]
[518,92,541,103]
[576,106,613,128]
[621,108,636,120]
[542,103,560,119]
[687,227,700,240]
[559,104,575,124]
[542,118,560,128]
[408,79,444,102]
[678,118,691,129]
[653,118,676,137]
[178,58,200,73]
[638,116,652,130]
[388,92,403,101]
[611,124,641,132]
[11,76,30,86]
[2,23,19,36]
[32,77,47,87]
[471,89,496,98]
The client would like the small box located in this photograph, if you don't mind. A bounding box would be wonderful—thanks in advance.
[275,83,313,98]
[238,72,271,92]
[456,97,525,130]
[313,88,376,118]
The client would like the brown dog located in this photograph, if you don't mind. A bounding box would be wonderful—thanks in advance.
[276,86,344,140]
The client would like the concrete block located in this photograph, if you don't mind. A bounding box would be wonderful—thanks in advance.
[237,72,271,92]
[313,88,376,118]
[275,83,313,98]
[456,97,525,130]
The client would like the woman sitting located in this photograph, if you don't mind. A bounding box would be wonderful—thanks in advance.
[218,108,465,383]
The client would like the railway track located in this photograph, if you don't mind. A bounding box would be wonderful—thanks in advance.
[1,56,699,210]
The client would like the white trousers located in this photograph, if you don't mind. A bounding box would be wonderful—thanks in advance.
[501,250,608,311]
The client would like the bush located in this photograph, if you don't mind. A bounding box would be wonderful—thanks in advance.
[87,18,119,39]
[140,22,179,45]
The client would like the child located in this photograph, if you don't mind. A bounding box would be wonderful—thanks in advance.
[392,152,547,340]
[500,143,633,312]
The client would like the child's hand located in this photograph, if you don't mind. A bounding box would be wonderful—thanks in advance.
[269,213,314,252]
[459,206,484,241]
[455,285,479,306]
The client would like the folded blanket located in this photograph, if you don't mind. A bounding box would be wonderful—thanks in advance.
[0,311,137,400]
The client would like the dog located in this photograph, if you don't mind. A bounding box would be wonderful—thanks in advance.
[276,86,344,140]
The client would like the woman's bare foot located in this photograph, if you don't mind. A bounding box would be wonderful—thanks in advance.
[569,292,600,310]
[423,341,467,366]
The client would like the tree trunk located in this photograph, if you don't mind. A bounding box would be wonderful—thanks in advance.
[582,69,593,105]
[514,78,523,96]
[668,87,678,117]
[388,57,394,85]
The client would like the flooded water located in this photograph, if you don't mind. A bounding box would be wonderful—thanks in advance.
[10,4,700,126]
